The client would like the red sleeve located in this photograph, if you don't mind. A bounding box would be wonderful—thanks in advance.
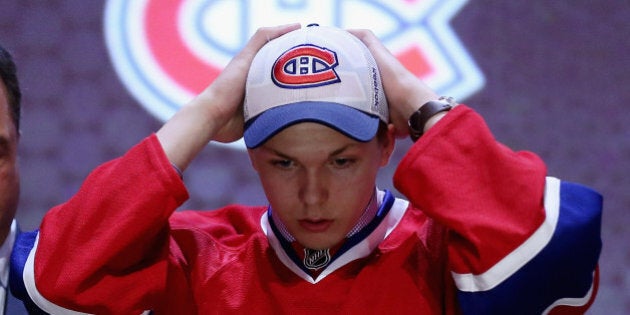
[34,134,189,313]
[393,105,547,275]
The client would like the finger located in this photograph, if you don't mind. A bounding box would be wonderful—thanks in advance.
[212,24,302,95]
[347,29,385,49]
[222,23,301,80]
[241,23,302,56]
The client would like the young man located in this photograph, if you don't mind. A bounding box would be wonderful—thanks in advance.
[0,45,38,314]
[13,24,601,314]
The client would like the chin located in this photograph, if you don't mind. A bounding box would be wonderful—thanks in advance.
[297,237,339,250]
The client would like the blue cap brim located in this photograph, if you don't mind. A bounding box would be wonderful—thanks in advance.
[244,101,380,148]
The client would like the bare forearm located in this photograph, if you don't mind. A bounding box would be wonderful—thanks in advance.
[156,94,221,172]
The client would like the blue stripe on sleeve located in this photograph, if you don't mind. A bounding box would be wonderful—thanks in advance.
[457,181,602,315]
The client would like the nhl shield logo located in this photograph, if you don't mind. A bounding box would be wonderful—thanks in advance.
[104,0,484,150]
[303,248,331,270]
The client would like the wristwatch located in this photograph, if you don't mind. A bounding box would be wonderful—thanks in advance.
[408,96,456,142]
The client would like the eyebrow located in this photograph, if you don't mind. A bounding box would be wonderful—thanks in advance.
[329,144,353,157]
[264,143,355,160]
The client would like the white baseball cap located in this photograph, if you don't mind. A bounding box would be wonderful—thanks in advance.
[243,24,389,148]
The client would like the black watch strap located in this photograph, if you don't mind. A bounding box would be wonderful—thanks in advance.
[408,99,453,142]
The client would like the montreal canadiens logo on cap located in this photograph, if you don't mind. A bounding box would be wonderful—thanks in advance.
[272,45,340,88]
[103,0,484,151]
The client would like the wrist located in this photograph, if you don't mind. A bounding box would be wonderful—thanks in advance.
[407,96,457,142]
[423,111,449,133]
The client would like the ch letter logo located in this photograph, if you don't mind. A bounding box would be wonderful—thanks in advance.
[272,45,340,89]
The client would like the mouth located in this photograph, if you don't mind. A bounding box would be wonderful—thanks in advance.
[298,219,333,233]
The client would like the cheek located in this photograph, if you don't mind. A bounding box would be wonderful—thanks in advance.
[339,160,380,189]
[257,171,299,206]
[0,167,19,213]
[324,167,378,208]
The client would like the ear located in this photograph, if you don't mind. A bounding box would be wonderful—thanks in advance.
[379,124,396,167]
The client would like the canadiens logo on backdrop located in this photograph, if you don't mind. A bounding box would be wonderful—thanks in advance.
[104,0,484,150]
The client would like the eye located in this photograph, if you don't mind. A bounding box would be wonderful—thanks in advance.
[0,137,11,160]
[331,157,354,168]
[272,159,294,169]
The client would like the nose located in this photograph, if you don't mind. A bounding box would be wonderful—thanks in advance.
[299,169,328,208]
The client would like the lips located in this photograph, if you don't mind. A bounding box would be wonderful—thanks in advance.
[298,219,333,233]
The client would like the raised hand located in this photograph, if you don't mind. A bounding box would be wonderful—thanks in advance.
[157,23,301,171]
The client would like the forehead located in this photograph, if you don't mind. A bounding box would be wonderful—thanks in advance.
[0,82,8,112]
[270,122,352,144]
[258,122,369,158]
[0,82,15,133]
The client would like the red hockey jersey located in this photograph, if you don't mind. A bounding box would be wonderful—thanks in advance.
[11,106,602,314]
